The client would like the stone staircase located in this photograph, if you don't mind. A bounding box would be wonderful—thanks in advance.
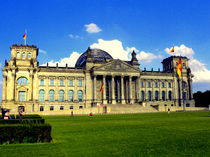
[108,104,159,114]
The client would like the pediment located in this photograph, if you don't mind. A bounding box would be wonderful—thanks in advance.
[93,59,140,72]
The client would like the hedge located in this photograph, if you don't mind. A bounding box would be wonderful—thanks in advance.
[0,119,45,124]
[0,124,52,144]
[0,114,42,119]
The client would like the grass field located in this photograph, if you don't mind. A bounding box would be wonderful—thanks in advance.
[1,111,210,157]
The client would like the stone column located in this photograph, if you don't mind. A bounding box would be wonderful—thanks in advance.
[111,76,116,104]
[93,75,97,102]
[121,76,125,104]
[129,76,133,104]
[102,75,107,104]
[2,74,7,101]
[165,80,168,101]
[151,79,154,101]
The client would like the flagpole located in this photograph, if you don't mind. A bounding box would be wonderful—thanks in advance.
[25,29,27,45]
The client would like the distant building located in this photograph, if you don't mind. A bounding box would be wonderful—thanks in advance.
[1,44,194,114]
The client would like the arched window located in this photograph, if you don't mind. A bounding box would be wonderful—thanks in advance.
[17,77,28,85]
[168,91,172,100]
[17,52,21,58]
[155,91,159,101]
[22,52,26,58]
[77,90,83,102]
[28,53,31,58]
[141,91,145,101]
[68,90,74,102]
[147,91,152,101]
[168,82,172,88]
[59,90,64,102]
[39,90,45,102]
[162,91,166,101]
[49,90,55,102]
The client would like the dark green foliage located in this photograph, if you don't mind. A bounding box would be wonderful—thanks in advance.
[0,119,45,124]
[0,114,42,119]
[193,90,210,107]
[0,124,52,144]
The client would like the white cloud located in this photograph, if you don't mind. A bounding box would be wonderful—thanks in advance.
[165,44,194,58]
[42,51,80,67]
[136,51,162,63]
[0,63,2,68]
[39,49,47,54]
[68,34,83,39]
[84,23,102,33]
[165,44,210,83]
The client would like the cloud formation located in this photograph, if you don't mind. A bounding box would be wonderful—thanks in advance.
[39,49,47,54]
[42,39,163,69]
[165,44,210,83]
[84,23,102,33]
[68,34,83,39]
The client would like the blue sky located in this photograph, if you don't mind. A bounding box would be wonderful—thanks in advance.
[1,0,210,100]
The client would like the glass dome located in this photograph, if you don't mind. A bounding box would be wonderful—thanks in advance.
[75,48,113,68]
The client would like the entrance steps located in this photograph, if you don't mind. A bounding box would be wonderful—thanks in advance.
[108,104,158,114]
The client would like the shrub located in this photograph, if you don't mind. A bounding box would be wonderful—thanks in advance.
[0,119,45,124]
[0,124,52,144]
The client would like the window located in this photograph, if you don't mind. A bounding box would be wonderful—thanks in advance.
[17,77,28,85]
[59,90,64,102]
[60,106,64,110]
[22,52,26,58]
[162,91,166,101]
[79,106,83,109]
[40,79,44,86]
[78,80,83,87]
[162,82,165,88]
[69,80,74,86]
[60,80,64,86]
[168,82,172,88]
[39,90,45,102]
[19,91,26,101]
[147,82,151,88]
[50,106,54,111]
[141,81,144,88]
[168,91,172,100]
[155,82,158,88]
[68,90,74,102]
[17,52,21,58]
[155,91,159,101]
[70,106,73,109]
[77,90,83,102]
[147,91,152,101]
[49,90,55,102]
[28,53,31,58]
[40,106,44,111]
[50,79,54,86]
[141,91,145,101]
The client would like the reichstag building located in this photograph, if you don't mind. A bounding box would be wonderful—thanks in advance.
[1,44,195,114]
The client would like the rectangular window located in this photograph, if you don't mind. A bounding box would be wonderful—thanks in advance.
[40,79,44,86]
[69,80,74,86]
[60,80,64,86]
[19,91,26,101]
[78,80,83,87]
[141,81,144,88]
[168,82,172,88]
[50,79,54,86]
[60,106,64,110]
[162,82,165,88]
[70,106,73,109]
[155,82,158,88]
[50,106,54,111]
[40,106,44,111]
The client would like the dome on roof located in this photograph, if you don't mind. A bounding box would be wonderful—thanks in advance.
[75,48,113,68]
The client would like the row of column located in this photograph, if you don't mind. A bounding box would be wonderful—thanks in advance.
[93,75,138,104]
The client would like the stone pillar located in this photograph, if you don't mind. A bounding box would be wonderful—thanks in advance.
[165,80,168,100]
[2,74,7,101]
[102,75,107,104]
[93,75,97,102]
[129,76,133,104]
[151,79,154,101]
[121,76,125,104]
[111,76,116,104]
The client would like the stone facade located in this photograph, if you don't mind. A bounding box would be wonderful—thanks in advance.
[1,44,195,114]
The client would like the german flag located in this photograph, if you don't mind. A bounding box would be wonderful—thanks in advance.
[177,58,182,78]
[23,33,27,40]
[100,83,104,93]
[170,46,174,53]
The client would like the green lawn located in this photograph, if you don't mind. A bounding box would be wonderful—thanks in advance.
[1,111,210,157]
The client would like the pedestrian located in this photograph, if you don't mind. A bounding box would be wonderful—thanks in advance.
[167,108,170,114]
